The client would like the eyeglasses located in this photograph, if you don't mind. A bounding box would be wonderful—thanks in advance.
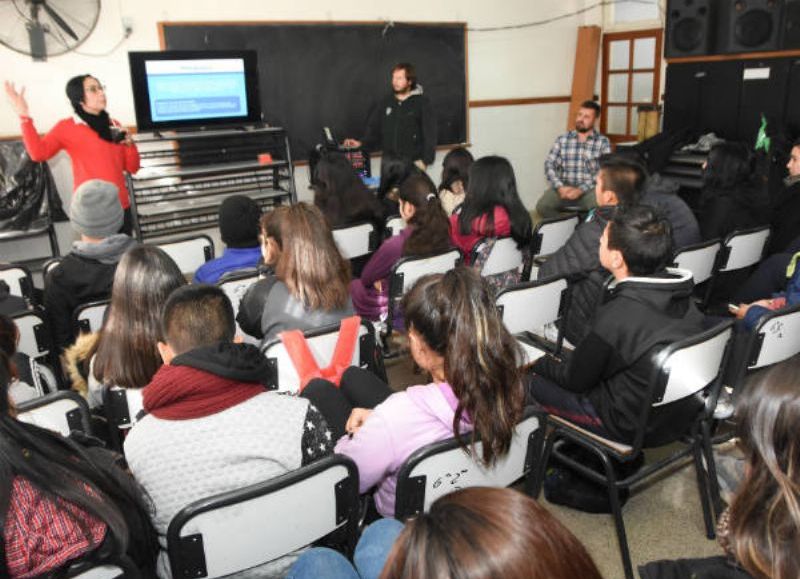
[85,84,106,94]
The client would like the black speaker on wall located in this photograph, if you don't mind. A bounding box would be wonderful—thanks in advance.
[784,0,800,48]
[716,0,784,53]
[666,0,717,57]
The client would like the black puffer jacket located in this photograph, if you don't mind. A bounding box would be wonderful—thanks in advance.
[533,268,706,445]
[538,205,615,345]
[641,174,701,250]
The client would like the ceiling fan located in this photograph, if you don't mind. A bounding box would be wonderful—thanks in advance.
[0,0,101,61]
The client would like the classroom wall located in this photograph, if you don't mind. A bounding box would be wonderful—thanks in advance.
[0,0,603,259]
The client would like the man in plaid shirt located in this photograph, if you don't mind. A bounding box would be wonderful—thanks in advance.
[537,101,611,218]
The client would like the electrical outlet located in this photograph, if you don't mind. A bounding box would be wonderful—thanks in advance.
[122,17,133,36]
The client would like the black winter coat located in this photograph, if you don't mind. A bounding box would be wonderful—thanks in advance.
[533,269,706,445]
[538,205,615,345]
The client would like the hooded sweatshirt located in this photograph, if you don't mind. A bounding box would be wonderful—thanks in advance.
[362,85,437,166]
[534,268,705,445]
[335,382,469,518]
[44,234,137,352]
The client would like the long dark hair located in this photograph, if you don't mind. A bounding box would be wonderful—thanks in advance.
[312,151,382,228]
[378,154,416,200]
[703,142,755,190]
[728,355,800,579]
[458,156,532,248]
[438,147,474,193]
[92,246,185,389]
[0,351,158,573]
[402,268,524,465]
[398,173,451,257]
[381,487,603,579]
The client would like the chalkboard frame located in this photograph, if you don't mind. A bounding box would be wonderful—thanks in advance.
[158,20,469,163]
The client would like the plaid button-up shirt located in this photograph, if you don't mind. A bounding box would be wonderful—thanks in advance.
[544,130,611,193]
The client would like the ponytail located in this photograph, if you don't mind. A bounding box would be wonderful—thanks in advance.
[399,174,452,257]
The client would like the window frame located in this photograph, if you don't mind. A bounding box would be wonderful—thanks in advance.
[601,28,663,143]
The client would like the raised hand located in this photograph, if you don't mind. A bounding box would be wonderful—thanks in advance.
[4,81,30,117]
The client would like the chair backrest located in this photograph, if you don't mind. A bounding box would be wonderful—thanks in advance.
[743,302,800,373]
[157,234,215,275]
[16,391,91,437]
[531,214,580,257]
[42,257,63,280]
[167,455,360,579]
[385,215,405,237]
[217,272,260,342]
[495,276,569,337]
[388,249,462,324]
[332,221,378,260]
[74,299,110,335]
[104,386,145,431]
[671,239,721,285]
[261,320,379,393]
[11,309,51,362]
[65,562,128,579]
[394,410,543,518]
[475,237,526,277]
[718,226,770,273]
[0,264,34,301]
[652,322,733,408]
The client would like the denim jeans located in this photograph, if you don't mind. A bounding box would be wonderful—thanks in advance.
[286,518,404,579]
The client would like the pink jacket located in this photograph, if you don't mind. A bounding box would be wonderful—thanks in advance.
[335,382,470,517]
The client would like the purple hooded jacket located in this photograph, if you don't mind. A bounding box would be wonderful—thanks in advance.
[335,381,471,517]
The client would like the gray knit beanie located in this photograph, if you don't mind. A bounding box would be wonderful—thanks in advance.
[70,180,123,238]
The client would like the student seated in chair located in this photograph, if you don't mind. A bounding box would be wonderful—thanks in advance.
[237,203,354,345]
[193,195,263,284]
[527,205,705,445]
[124,285,334,578]
[538,153,645,346]
[303,267,524,519]
[640,356,800,579]
[44,179,137,354]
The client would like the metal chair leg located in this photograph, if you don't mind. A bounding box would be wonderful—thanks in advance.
[531,428,556,499]
[597,452,634,579]
[692,434,716,539]
[701,419,725,518]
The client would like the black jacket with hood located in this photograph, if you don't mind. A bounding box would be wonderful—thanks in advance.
[362,86,437,166]
[538,205,616,345]
[533,268,706,445]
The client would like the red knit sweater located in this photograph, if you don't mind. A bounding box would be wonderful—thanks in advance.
[20,117,139,209]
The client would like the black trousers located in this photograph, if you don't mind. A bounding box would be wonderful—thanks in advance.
[301,366,393,440]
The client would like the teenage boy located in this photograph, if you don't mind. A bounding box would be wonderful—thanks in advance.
[125,285,333,578]
[539,154,645,345]
[44,179,136,353]
[528,205,705,445]
[193,195,263,284]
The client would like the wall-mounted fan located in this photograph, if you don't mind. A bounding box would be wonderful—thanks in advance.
[0,0,101,61]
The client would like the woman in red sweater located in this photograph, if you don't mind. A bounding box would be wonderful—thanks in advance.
[449,155,532,263]
[5,75,140,234]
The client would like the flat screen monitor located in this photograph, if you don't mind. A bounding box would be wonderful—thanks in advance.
[128,50,262,131]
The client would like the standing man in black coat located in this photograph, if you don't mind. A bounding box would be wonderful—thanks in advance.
[345,63,437,170]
